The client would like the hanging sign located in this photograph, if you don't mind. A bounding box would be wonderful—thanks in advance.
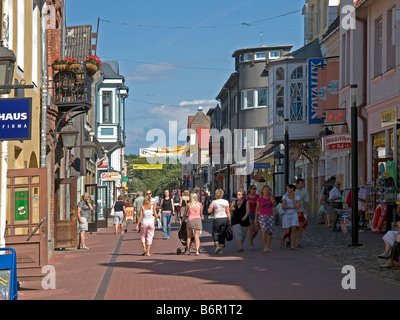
[308,58,325,124]
[324,109,347,126]
[323,134,352,152]
[15,191,29,221]
[0,98,32,141]
[100,172,119,181]
[132,164,163,170]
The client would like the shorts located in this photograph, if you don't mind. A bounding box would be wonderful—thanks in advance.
[283,213,299,229]
[232,224,248,241]
[248,213,255,220]
[113,211,124,225]
[79,217,88,232]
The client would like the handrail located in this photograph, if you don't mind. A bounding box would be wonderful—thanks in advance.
[26,217,46,242]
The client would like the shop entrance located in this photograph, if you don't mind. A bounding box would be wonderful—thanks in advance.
[5,168,48,279]
[54,178,78,250]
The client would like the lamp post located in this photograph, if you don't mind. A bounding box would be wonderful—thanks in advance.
[0,41,16,94]
[59,119,79,149]
[284,119,289,186]
[350,84,362,247]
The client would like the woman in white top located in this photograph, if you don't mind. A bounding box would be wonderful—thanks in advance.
[281,184,301,250]
[208,189,231,254]
[136,195,158,256]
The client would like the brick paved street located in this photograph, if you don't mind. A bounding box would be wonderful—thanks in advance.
[18,216,400,301]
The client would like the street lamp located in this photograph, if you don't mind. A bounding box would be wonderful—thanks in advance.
[0,41,16,94]
[81,140,97,159]
[319,126,334,138]
[60,120,79,149]
[274,151,284,167]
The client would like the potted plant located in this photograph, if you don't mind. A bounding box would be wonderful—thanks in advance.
[85,55,102,75]
[51,57,67,71]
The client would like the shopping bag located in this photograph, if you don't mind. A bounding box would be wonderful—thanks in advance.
[226,224,233,241]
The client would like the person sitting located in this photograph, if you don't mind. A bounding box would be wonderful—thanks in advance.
[378,221,400,259]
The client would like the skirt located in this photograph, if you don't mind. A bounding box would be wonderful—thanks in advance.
[258,214,275,233]
[297,212,308,231]
[187,218,203,230]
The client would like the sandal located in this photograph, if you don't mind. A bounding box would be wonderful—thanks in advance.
[81,246,90,250]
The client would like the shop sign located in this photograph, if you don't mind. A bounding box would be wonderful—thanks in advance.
[100,172,119,181]
[308,58,325,124]
[15,191,29,221]
[97,158,108,169]
[324,109,346,126]
[0,98,32,141]
[323,134,351,151]
[254,163,271,169]
[381,108,397,128]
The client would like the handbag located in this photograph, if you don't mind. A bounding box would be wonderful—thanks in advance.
[110,202,115,217]
[226,224,233,241]
[276,203,284,215]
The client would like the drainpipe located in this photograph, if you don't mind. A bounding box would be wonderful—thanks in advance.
[356,16,368,183]
[40,2,48,168]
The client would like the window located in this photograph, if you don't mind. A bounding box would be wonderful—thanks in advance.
[256,128,268,147]
[269,51,281,59]
[255,52,266,60]
[102,91,113,123]
[276,67,285,81]
[276,84,285,122]
[290,83,304,121]
[375,17,383,77]
[244,53,253,62]
[291,66,303,79]
[387,8,396,70]
[241,89,268,109]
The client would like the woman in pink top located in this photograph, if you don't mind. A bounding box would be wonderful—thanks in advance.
[182,193,203,256]
[255,186,277,252]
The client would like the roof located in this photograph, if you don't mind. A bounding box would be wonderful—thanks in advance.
[102,61,125,80]
[232,45,293,58]
[269,37,322,63]
[65,25,92,62]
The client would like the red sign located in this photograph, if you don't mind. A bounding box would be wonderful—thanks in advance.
[323,134,352,151]
[325,109,346,126]
[97,158,108,168]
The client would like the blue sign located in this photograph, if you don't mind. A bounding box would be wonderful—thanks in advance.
[308,58,325,124]
[254,163,271,169]
[0,98,32,140]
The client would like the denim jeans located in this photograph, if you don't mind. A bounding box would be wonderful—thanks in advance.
[162,212,172,238]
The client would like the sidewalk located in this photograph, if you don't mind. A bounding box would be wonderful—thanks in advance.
[18,216,400,300]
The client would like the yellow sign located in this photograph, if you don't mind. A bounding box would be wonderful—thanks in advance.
[125,207,134,220]
[381,108,397,128]
[132,164,163,170]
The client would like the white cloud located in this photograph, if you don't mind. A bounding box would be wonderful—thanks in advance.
[125,63,176,82]
[178,99,218,108]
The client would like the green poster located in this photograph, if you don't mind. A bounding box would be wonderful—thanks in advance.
[15,191,29,221]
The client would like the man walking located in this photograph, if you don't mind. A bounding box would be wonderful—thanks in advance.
[294,178,310,248]
[133,191,144,224]
[329,181,343,231]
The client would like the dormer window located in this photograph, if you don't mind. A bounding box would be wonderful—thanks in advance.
[244,53,253,62]
[269,50,281,59]
[255,52,266,60]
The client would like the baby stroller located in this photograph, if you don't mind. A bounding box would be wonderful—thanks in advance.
[176,220,195,254]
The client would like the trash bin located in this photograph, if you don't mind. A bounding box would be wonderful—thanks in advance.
[0,248,18,300]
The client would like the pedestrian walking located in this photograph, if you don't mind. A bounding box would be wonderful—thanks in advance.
[133,191,144,224]
[159,189,175,239]
[255,185,277,253]
[173,190,181,223]
[245,185,259,250]
[77,193,93,250]
[136,195,158,256]
[179,190,190,222]
[202,192,211,223]
[113,196,127,235]
[280,184,301,250]
[230,190,249,252]
[323,176,336,228]
[329,180,343,231]
[208,189,231,254]
[294,178,310,248]
[182,193,203,255]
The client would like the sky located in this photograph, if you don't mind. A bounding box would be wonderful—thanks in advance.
[66,0,306,155]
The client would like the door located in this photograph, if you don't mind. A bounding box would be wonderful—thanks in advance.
[85,184,98,232]
[97,185,108,228]
[6,169,48,278]
[54,178,78,249]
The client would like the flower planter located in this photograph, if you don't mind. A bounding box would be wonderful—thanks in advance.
[68,63,80,72]
[52,64,67,72]
[85,63,98,75]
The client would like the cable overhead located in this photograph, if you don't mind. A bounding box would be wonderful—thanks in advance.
[99,9,302,30]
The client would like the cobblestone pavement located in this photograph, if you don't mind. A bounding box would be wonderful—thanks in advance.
[294,215,400,285]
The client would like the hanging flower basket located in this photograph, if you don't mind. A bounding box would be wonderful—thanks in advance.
[85,55,102,75]
[85,63,98,75]
[51,58,67,71]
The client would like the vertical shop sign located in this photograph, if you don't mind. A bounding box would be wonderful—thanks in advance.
[15,191,29,221]
[308,58,325,124]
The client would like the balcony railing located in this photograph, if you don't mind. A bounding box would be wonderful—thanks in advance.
[49,64,94,112]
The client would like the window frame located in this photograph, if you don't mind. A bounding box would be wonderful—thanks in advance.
[102,90,113,124]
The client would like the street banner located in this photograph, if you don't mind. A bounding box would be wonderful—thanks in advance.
[125,207,134,220]
[140,146,187,157]
[0,98,32,141]
[317,61,339,119]
[308,58,325,124]
[132,164,163,170]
